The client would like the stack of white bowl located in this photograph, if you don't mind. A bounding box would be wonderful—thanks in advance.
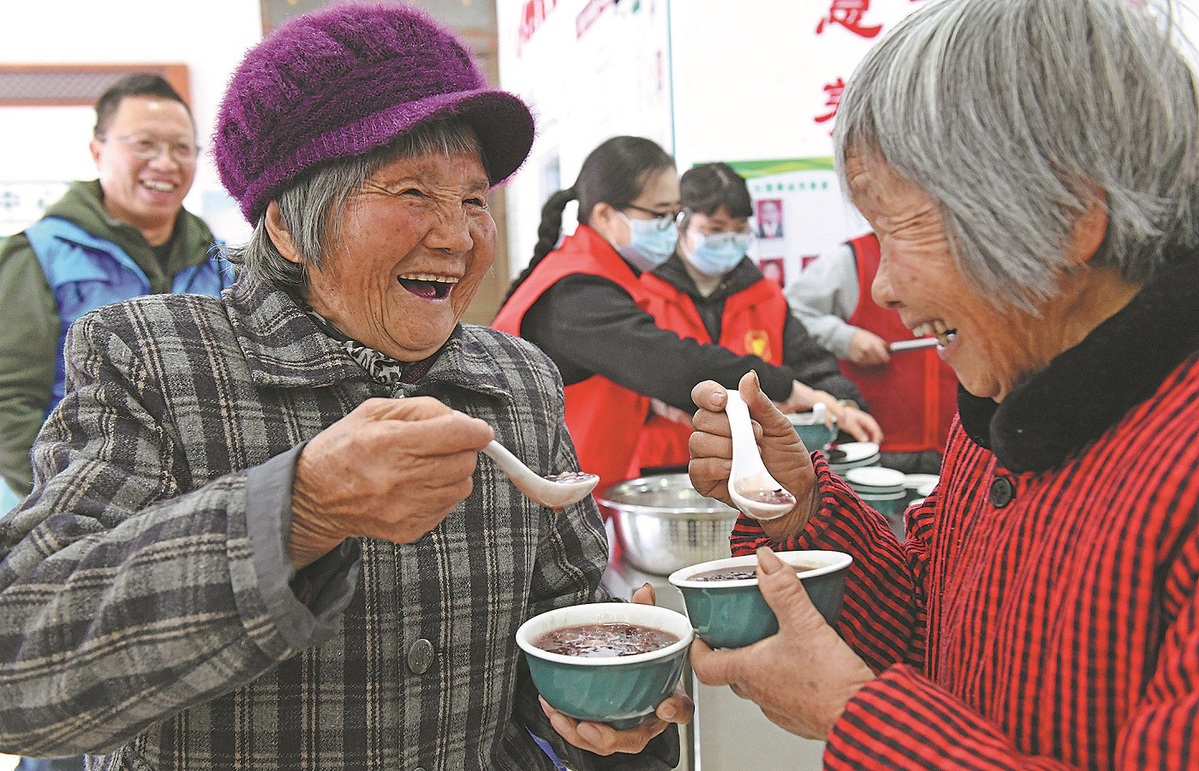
[826,441,881,476]
[844,466,907,540]
[902,473,939,507]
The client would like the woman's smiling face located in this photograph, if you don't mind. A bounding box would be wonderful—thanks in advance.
[297,149,496,362]
[846,155,1046,402]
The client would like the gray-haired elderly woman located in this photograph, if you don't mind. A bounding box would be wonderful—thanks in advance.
[0,4,690,769]
[686,0,1199,768]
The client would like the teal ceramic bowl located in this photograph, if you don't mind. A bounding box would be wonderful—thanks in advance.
[856,491,907,516]
[786,413,839,450]
[516,602,693,729]
[668,550,853,649]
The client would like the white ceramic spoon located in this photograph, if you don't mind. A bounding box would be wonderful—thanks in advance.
[724,391,798,520]
[481,440,599,510]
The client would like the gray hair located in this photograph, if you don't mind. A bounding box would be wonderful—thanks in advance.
[227,118,484,289]
[834,0,1199,311]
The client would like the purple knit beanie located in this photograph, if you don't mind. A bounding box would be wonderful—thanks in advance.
[213,1,535,223]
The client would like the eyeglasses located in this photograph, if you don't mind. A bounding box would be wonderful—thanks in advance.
[623,203,684,232]
[101,134,201,165]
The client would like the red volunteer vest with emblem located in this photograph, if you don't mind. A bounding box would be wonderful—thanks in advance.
[839,233,958,453]
[630,271,786,475]
[492,226,652,508]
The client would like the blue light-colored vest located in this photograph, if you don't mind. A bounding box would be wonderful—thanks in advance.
[25,216,234,414]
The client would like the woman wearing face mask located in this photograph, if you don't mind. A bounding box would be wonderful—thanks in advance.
[631,162,881,474]
[494,140,878,518]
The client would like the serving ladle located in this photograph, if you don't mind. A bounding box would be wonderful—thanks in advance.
[724,391,798,520]
[481,440,599,510]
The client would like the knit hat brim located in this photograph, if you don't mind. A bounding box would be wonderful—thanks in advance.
[212,2,537,223]
[241,88,533,223]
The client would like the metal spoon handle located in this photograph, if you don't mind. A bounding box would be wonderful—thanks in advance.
[888,337,938,353]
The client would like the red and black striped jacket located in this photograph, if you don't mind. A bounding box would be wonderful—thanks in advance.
[732,255,1199,769]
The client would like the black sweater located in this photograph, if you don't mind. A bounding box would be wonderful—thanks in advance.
[520,252,865,413]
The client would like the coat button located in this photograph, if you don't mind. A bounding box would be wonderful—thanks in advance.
[989,477,1015,507]
[407,639,435,675]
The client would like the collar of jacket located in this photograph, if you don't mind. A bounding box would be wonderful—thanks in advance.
[47,180,216,257]
[225,277,512,400]
[957,251,1199,472]
[653,253,760,300]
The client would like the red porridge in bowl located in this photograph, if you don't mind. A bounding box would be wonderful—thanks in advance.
[533,621,680,658]
[689,562,823,582]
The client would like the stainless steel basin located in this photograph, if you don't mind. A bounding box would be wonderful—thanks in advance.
[598,473,739,576]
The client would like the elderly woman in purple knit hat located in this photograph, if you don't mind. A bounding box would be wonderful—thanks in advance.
[0,3,691,769]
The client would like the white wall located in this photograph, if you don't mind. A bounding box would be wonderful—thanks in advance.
[495,0,926,279]
[497,0,1199,282]
[495,0,675,272]
[668,0,926,278]
[668,0,917,171]
[0,0,264,241]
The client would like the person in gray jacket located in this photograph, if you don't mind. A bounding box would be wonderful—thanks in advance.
[0,4,689,769]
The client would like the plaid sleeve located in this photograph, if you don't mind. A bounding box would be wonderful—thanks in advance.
[0,310,315,756]
[245,445,359,649]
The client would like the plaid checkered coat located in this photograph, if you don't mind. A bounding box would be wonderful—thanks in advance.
[0,277,661,770]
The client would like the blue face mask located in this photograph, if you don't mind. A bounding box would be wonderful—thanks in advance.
[687,231,755,276]
[615,212,679,272]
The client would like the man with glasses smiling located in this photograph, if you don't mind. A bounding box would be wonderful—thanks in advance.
[0,74,232,519]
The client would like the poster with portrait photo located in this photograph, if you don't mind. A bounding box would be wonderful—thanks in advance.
[758,258,785,288]
[729,157,869,292]
[755,198,785,240]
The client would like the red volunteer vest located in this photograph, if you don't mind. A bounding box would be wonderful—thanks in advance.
[492,226,652,506]
[839,233,958,453]
[630,271,787,475]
